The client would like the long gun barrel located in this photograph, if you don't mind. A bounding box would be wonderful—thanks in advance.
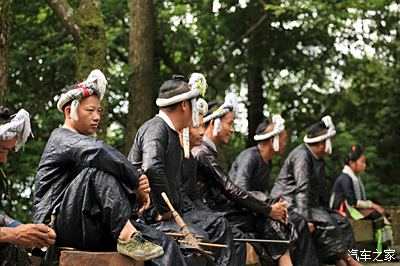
[233,238,291,244]
[161,192,201,249]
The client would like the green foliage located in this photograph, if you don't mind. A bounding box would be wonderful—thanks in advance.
[2,0,399,222]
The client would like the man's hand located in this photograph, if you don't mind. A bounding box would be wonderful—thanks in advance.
[154,211,173,222]
[136,188,151,217]
[372,203,385,216]
[307,222,316,234]
[139,174,151,194]
[269,203,288,224]
[0,224,56,248]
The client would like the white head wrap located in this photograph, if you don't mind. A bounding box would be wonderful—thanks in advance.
[0,109,32,152]
[196,98,208,116]
[253,114,285,152]
[303,115,336,154]
[204,93,238,137]
[179,73,208,158]
[57,69,107,121]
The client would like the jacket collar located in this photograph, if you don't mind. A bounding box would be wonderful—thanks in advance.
[157,110,176,132]
[203,135,217,153]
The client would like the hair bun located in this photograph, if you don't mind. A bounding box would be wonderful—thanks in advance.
[172,74,187,82]
[0,107,11,120]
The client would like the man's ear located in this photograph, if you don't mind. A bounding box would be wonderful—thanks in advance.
[181,100,191,112]
[269,138,274,146]
[64,105,71,119]
[209,119,215,128]
[319,141,326,152]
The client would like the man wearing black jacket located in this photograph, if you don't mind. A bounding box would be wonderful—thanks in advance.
[33,70,187,265]
[270,116,360,266]
[129,74,238,265]
[192,94,296,266]
[229,117,318,266]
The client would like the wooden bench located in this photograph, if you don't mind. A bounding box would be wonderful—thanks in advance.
[59,251,144,266]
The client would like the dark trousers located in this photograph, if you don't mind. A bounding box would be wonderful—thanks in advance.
[55,167,188,266]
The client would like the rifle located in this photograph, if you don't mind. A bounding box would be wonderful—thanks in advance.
[161,192,201,249]
[41,210,57,266]
[161,192,222,259]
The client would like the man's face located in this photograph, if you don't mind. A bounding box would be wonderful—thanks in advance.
[180,100,193,130]
[189,115,205,147]
[217,111,235,144]
[0,137,17,165]
[71,95,101,136]
[277,130,288,155]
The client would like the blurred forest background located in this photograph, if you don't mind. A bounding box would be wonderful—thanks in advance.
[0,0,399,223]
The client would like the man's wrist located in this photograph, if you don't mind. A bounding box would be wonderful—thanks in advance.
[0,227,15,243]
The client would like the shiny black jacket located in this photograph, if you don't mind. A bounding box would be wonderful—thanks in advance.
[33,128,140,224]
[128,116,183,216]
[181,155,208,212]
[229,146,272,193]
[270,144,330,220]
[192,141,272,217]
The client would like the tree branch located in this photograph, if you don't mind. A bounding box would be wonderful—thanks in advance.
[155,40,186,75]
[208,12,268,85]
[47,0,81,40]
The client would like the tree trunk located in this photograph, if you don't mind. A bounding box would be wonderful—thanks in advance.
[246,34,264,148]
[75,1,108,138]
[47,0,108,138]
[0,0,12,105]
[123,0,155,154]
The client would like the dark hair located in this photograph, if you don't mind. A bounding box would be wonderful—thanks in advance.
[345,145,363,165]
[255,121,271,135]
[158,75,190,111]
[253,120,273,143]
[305,121,328,146]
[203,100,224,127]
[0,107,11,123]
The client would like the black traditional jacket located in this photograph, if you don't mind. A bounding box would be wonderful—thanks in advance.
[270,143,330,221]
[181,155,208,212]
[192,139,272,217]
[33,128,140,224]
[229,146,272,193]
[128,116,183,217]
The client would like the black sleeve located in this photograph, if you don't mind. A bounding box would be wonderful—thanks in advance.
[137,127,174,215]
[67,136,140,190]
[196,150,272,217]
[292,154,312,220]
[230,153,254,191]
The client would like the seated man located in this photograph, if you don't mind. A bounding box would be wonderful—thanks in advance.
[180,97,246,266]
[229,117,318,266]
[192,94,296,266]
[331,145,393,252]
[271,116,361,266]
[129,74,235,265]
[0,107,56,265]
[32,70,186,265]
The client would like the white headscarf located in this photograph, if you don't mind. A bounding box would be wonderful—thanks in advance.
[204,93,238,137]
[57,69,107,121]
[303,115,336,154]
[0,109,32,151]
[181,73,208,158]
[253,114,285,152]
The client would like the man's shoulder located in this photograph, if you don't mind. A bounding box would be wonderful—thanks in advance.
[192,143,211,158]
[288,144,310,161]
[138,116,169,136]
[239,146,258,160]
